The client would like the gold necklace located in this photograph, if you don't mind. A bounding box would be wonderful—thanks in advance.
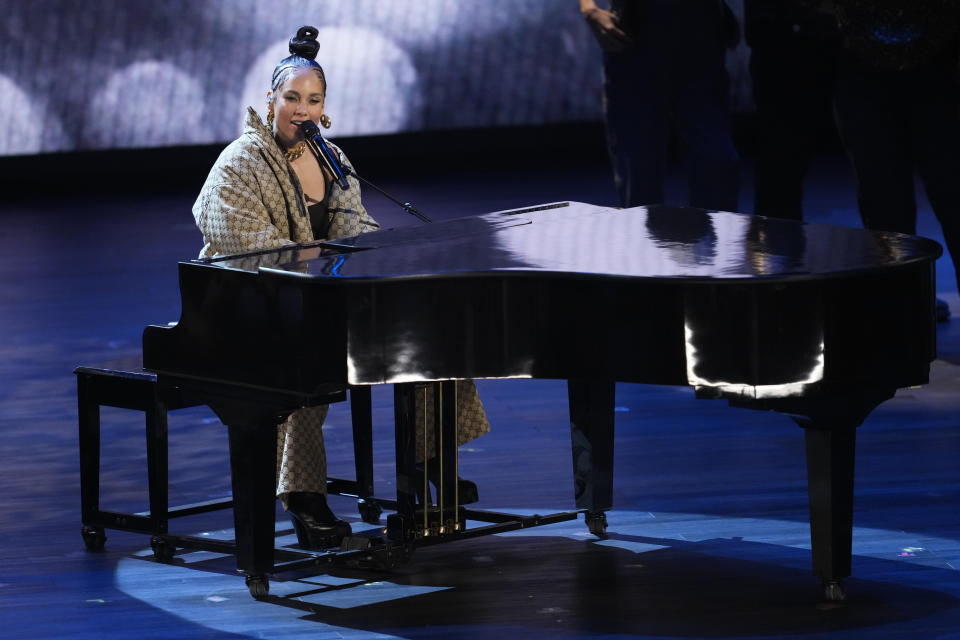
[285,141,306,162]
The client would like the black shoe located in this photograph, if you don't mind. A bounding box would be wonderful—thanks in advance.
[415,463,479,505]
[936,298,951,323]
[286,491,352,549]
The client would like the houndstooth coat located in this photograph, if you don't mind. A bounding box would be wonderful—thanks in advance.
[194,107,377,257]
[193,107,490,497]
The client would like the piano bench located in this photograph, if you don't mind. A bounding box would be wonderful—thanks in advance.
[74,360,232,556]
[75,361,379,560]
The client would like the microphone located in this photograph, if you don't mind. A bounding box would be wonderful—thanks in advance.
[298,120,433,223]
[298,120,350,190]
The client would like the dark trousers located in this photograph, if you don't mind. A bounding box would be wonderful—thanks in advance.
[602,0,739,211]
[834,50,960,293]
[749,34,838,220]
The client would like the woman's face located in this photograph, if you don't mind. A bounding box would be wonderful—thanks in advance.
[270,68,326,147]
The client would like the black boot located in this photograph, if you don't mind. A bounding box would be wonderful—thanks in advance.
[415,463,479,505]
[286,491,352,549]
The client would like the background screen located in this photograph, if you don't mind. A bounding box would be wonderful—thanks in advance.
[0,0,750,157]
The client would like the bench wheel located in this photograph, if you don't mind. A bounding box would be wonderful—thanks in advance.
[82,525,106,551]
[246,574,269,599]
[150,536,174,563]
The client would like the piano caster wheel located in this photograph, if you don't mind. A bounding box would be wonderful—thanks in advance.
[823,580,846,602]
[82,525,106,551]
[150,536,174,563]
[358,499,382,524]
[585,511,608,538]
[246,574,270,600]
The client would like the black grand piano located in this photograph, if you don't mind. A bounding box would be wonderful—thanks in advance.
[142,201,941,600]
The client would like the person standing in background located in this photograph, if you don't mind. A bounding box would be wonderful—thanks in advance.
[745,0,840,221]
[579,0,740,211]
[832,1,960,321]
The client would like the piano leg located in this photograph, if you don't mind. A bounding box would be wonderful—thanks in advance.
[799,420,857,602]
[736,387,893,601]
[224,415,279,600]
[568,379,616,537]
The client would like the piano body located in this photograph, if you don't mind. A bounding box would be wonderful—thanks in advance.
[143,202,941,600]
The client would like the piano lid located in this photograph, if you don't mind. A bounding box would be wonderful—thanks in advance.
[201,202,943,282]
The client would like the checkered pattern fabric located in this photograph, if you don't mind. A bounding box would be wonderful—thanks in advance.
[276,380,491,496]
[276,405,329,496]
[414,380,490,462]
[193,107,378,258]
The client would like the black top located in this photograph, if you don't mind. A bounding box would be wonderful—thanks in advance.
[307,174,332,240]
[308,201,330,240]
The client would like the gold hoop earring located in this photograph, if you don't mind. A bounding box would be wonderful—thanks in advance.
[319,114,332,129]
[266,108,274,129]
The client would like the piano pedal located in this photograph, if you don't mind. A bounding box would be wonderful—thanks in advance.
[387,507,468,542]
[340,534,383,552]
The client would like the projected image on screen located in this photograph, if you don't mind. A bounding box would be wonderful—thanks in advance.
[0,0,611,156]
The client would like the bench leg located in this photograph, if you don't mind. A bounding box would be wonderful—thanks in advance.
[77,375,106,550]
[145,393,169,537]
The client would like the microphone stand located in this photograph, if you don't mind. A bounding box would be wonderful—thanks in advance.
[301,125,433,224]
[340,164,433,224]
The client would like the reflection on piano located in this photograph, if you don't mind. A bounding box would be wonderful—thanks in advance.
[143,202,941,600]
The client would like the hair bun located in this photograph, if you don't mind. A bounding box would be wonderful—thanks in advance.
[288,26,320,60]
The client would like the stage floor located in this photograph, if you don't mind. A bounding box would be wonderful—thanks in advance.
[1,155,959,639]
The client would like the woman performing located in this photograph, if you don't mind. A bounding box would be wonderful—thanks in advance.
[193,26,490,549]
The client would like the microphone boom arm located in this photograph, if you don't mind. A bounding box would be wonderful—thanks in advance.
[299,120,432,224]
[340,164,433,224]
